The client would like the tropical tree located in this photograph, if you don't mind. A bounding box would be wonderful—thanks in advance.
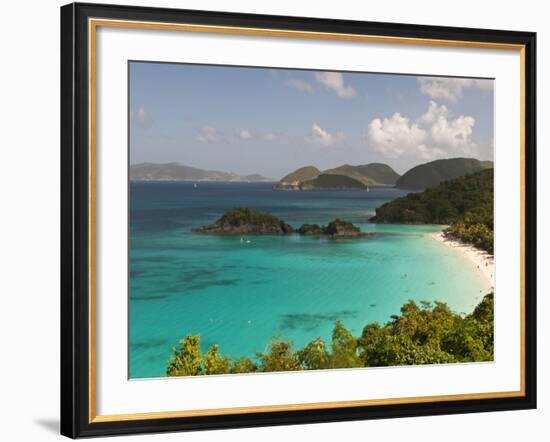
[330,320,361,368]
[258,339,302,372]
[166,334,203,376]
[166,294,494,376]
[297,337,331,370]
[203,344,231,375]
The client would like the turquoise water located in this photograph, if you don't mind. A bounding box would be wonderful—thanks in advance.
[129,182,487,378]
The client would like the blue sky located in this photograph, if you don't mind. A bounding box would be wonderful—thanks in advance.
[130,62,494,178]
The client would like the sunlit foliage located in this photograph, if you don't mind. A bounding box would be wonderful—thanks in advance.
[167,294,494,376]
[372,169,494,254]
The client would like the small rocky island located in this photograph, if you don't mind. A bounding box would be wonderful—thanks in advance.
[297,219,362,237]
[193,208,372,238]
[193,208,294,234]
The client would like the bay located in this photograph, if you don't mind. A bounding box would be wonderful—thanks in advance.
[129,181,486,378]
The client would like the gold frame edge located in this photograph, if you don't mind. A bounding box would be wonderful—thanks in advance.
[87,18,527,423]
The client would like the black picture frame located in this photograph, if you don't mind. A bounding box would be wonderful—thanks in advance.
[61,2,537,438]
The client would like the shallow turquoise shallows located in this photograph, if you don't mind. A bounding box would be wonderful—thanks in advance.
[129,182,487,378]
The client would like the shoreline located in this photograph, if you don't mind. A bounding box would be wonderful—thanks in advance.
[431,231,494,294]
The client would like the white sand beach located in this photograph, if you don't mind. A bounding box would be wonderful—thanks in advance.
[431,231,494,293]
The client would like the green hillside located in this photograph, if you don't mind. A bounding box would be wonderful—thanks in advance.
[273,166,321,190]
[301,174,366,190]
[275,162,399,190]
[371,169,494,253]
[323,164,373,184]
[279,166,321,184]
[354,163,401,185]
[396,158,493,189]
[323,163,399,185]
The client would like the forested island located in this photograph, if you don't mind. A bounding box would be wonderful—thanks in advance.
[371,169,494,253]
[273,157,493,191]
[273,163,399,190]
[193,207,372,238]
[167,293,494,376]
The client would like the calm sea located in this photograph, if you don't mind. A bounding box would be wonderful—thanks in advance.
[129,181,486,378]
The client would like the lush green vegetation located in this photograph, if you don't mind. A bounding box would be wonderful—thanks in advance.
[166,294,493,376]
[219,208,284,227]
[371,169,493,254]
[323,163,400,185]
[301,173,366,189]
[372,169,493,224]
[277,165,321,184]
[275,162,400,190]
[444,210,494,254]
[195,208,367,238]
[396,158,493,189]
[324,219,360,235]
[297,219,362,237]
[193,207,294,234]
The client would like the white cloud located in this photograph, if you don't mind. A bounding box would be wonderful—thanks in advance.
[286,79,314,93]
[239,129,275,142]
[367,101,478,161]
[239,129,253,140]
[196,127,275,143]
[368,113,427,158]
[131,105,149,126]
[416,144,445,160]
[418,100,448,125]
[137,106,147,123]
[418,77,493,102]
[306,123,345,146]
[195,126,221,143]
[314,72,356,99]
[429,114,477,155]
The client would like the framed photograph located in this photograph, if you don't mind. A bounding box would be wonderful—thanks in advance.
[60,2,537,438]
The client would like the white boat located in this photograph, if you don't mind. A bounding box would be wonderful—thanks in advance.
[193,183,197,188]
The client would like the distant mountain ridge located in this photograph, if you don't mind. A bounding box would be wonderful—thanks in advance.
[130,163,273,182]
[131,158,494,189]
[274,163,400,191]
[396,158,493,189]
